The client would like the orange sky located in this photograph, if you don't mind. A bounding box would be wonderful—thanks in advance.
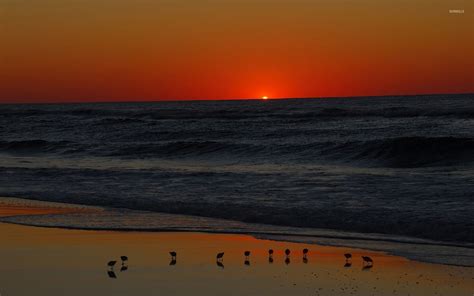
[1,0,473,103]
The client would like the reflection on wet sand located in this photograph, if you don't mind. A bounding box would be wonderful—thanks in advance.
[0,222,472,296]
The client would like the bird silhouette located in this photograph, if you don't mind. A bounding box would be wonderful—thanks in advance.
[216,252,225,262]
[344,253,352,262]
[120,256,128,265]
[107,261,117,270]
[244,251,251,259]
[303,248,309,259]
[268,249,274,257]
[285,249,291,258]
[362,256,373,266]
[170,251,177,260]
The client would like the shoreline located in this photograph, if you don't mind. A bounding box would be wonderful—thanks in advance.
[0,197,473,267]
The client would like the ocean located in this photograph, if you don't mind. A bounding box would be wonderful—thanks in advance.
[0,94,473,256]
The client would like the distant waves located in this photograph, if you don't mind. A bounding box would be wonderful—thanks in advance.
[1,136,473,168]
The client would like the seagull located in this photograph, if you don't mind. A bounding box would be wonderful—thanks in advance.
[268,249,274,257]
[285,249,291,257]
[120,256,128,265]
[216,252,225,261]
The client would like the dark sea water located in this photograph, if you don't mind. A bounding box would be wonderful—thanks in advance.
[0,94,473,246]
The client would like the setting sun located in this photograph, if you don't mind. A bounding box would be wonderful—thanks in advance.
[262,96,268,100]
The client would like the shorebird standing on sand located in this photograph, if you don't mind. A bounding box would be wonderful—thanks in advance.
[244,251,251,260]
[170,251,177,260]
[120,256,128,265]
[216,252,225,262]
[362,256,373,266]
[344,253,352,262]
[107,260,117,270]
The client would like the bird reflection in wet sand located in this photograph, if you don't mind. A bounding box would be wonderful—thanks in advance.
[303,257,308,264]
[344,262,352,268]
[216,261,224,269]
[362,264,373,270]
[285,257,290,265]
[244,260,250,266]
[169,259,177,266]
[107,271,117,279]
[269,256,274,264]
[120,265,128,272]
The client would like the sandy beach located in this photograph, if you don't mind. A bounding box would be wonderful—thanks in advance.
[0,198,472,296]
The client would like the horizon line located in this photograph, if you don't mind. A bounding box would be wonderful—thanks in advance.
[1,92,472,106]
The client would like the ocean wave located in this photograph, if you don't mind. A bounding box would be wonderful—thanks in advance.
[108,136,474,167]
[2,137,473,168]
[0,140,74,154]
[325,137,474,168]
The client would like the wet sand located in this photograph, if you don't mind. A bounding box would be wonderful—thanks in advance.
[0,200,472,296]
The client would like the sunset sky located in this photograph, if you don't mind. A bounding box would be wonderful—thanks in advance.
[1,0,472,103]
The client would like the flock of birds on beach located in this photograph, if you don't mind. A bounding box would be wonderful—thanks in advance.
[106,249,374,278]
